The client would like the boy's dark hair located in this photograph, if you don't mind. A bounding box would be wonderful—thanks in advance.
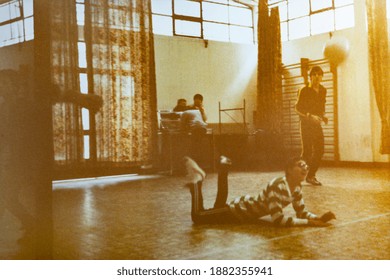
[173,98,188,112]
[309,66,324,77]
[285,156,303,175]
[193,93,203,101]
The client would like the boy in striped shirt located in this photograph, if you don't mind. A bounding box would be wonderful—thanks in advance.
[184,156,335,227]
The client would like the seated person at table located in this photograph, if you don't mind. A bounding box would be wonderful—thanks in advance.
[188,93,207,122]
[182,93,208,134]
[181,109,207,134]
[173,98,188,112]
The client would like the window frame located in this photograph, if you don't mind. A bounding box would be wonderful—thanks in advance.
[151,0,255,44]
[0,0,34,47]
[268,0,355,41]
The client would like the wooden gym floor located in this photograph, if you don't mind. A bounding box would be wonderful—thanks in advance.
[0,165,389,259]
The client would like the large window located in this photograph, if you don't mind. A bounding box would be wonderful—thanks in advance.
[268,0,355,41]
[0,0,34,47]
[152,0,255,44]
[387,0,390,19]
[76,0,91,160]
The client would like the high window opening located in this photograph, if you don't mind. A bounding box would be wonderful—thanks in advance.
[268,0,355,41]
[76,0,90,160]
[0,0,34,47]
[151,0,255,44]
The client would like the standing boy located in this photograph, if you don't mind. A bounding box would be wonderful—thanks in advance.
[295,66,328,186]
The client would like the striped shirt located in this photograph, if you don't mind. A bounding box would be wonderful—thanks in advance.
[228,176,317,226]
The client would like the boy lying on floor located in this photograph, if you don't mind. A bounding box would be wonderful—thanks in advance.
[184,156,336,226]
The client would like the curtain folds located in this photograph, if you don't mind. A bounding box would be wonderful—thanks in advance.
[256,0,283,133]
[85,0,158,165]
[50,0,83,164]
[366,0,390,154]
[269,7,283,133]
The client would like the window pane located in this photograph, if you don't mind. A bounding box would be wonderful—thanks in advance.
[229,6,252,26]
[174,0,201,17]
[130,14,141,32]
[152,15,173,36]
[335,5,355,30]
[289,16,310,40]
[78,42,87,68]
[82,108,90,130]
[24,16,34,40]
[230,25,253,43]
[203,21,229,42]
[109,7,131,30]
[311,10,334,35]
[174,19,201,37]
[83,135,90,159]
[76,3,85,25]
[23,0,34,17]
[0,5,10,23]
[80,73,88,94]
[151,0,172,16]
[310,0,332,12]
[281,21,288,42]
[10,20,23,40]
[334,0,354,7]
[121,76,134,97]
[288,0,310,19]
[278,2,288,22]
[0,1,21,23]
[9,1,21,19]
[388,0,390,18]
[203,2,229,23]
[0,24,12,43]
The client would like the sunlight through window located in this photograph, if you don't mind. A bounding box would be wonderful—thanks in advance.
[0,0,34,47]
[270,0,355,41]
[151,0,255,44]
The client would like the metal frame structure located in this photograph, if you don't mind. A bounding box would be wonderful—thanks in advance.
[218,99,247,135]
